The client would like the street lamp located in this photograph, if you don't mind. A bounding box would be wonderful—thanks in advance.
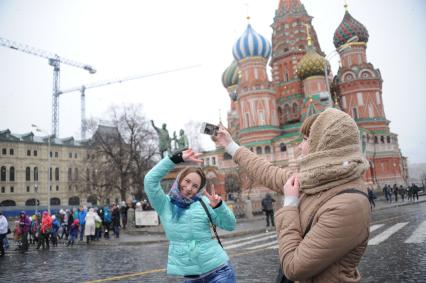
[31,124,51,214]
[324,36,358,101]
[34,184,39,214]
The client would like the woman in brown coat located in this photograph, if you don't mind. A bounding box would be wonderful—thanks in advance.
[214,108,371,282]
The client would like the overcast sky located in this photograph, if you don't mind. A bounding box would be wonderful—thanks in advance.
[0,0,425,163]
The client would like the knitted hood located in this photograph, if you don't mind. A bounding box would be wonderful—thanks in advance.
[299,108,369,194]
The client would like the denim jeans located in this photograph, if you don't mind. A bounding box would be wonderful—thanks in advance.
[184,263,236,283]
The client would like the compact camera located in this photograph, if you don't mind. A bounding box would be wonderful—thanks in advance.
[201,122,219,136]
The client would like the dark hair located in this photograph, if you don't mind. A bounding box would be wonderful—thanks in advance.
[178,167,206,191]
[300,114,320,138]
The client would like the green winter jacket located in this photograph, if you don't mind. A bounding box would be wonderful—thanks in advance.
[144,157,236,276]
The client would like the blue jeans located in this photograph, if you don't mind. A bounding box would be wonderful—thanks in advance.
[184,263,236,283]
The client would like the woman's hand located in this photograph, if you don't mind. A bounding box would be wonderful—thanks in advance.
[212,125,233,148]
[283,175,300,198]
[182,148,203,164]
[204,185,222,208]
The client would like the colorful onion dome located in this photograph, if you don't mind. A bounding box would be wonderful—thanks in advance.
[232,24,271,61]
[333,11,369,48]
[222,60,240,88]
[296,46,328,80]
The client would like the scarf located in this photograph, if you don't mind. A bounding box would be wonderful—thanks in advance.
[169,179,203,221]
[299,108,369,194]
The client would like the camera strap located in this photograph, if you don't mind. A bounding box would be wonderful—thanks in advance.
[198,199,223,248]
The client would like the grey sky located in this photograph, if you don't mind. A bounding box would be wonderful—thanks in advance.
[0,0,425,163]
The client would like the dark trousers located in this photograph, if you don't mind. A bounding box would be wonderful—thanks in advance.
[265,210,275,227]
[21,231,29,251]
[0,233,5,255]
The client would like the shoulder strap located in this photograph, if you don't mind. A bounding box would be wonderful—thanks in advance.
[303,188,368,237]
[199,199,223,248]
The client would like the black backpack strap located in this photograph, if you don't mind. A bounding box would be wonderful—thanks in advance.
[199,199,223,248]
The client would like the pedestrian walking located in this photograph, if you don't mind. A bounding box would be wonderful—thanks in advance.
[85,208,100,244]
[18,211,31,252]
[393,184,398,202]
[120,201,128,230]
[214,108,371,282]
[411,183,419,201]
[261,193,276,231]
[37,211,52,250]
[367,187,376,209]
[0,210,9,257]
[50,215,60,247]
[78,206,87,241]
[66,219,79,246]
[111,203,120,238]
[382,185,389,202]
[103,207,112,239]
[399,185,406,202]
[144,148,237,282]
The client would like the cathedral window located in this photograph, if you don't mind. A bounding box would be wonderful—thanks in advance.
[280,143,287,152]
[55,167,60,181]
[352,108,359,119]
[245,113,251,127]
[357,93,364,106]
[74,168,78,181]
[256,147,262,154]
[68,168,72,182]
[368,105,374,117]
[9,148,14,155]
[345,74,353,81]
[374,136,378,144]
[284,104,290,122]
[259,111,266,125]
[376,92,381,104]
[387,136,391,143]
[265,146,271,154]
[380,136,385,143]
[212,157,216,165]
[341,96,347,109]
[1,148,6,155]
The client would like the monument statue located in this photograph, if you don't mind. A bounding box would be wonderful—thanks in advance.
[151,120,171,158]
[172,129,189,151]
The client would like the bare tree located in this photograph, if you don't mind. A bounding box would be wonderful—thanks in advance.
[81,104,157,203]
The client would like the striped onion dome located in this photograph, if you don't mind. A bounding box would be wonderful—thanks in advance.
[221,60,240,88]
[296,45,328,80]
[333,11,369,48]
[232,24,271,61]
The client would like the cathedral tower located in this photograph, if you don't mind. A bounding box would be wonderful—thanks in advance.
[232,23,279,146]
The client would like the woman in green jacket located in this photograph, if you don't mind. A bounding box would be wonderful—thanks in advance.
[144,148,237,282]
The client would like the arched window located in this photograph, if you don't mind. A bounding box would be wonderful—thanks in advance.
[50,197,61,206]
[265,146,271,154]
[34,167,38,181]
[9,167,15,181]
[283,104,290,122]
[380,136,385,143]
[87,195,98,206]
[280,143,287,152]
[374,136,378,144]
[256,147,262,154]
[25,198,39,206]
[387,136,391,143]
[1,200,16,206]
[68,196,80,206]
[55,167,60,181]
[0,166,6,181]
[26,167,31,181]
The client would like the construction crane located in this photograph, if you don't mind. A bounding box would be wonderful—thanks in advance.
[0,36,96,137]
[58,64,201,139]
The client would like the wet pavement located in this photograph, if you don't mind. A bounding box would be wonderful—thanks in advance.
[0,196,425,282]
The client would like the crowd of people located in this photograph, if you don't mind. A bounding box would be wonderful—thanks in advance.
[1,201,131,255]
[382,183,421,203]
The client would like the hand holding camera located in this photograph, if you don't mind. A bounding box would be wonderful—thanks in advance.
[201,122,233,148]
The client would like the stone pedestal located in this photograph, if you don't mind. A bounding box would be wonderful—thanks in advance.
[127,208,135,229]
[244,199,253,219]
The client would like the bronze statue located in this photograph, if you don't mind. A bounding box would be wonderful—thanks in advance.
[172,129,189,150]
[151,120,171,158]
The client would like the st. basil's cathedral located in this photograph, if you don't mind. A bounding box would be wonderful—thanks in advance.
[201,0,408,198]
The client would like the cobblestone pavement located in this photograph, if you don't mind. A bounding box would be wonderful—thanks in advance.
[1,200,425,282]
